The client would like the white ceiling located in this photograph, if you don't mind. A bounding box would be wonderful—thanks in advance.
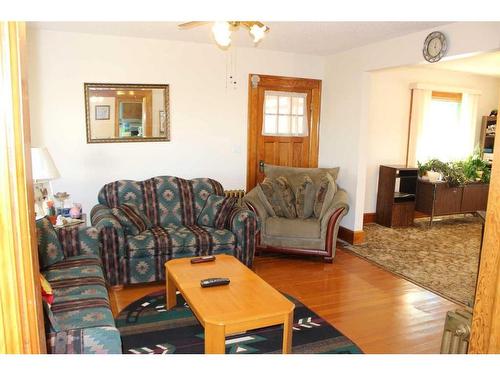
[424,51,500,77]
[29,21,451,56]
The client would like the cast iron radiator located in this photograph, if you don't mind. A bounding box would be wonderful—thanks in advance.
[224,189,246,206]
[440,309,473,354]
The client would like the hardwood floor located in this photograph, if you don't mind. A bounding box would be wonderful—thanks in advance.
[109,248,459,354]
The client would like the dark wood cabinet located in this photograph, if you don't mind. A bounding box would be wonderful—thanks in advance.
[415,179,489,224]
[376,165,418,228]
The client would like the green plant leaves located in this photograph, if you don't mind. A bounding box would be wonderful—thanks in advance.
[417,151,490,186]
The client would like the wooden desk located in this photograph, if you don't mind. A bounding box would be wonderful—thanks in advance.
[165,254,295,354]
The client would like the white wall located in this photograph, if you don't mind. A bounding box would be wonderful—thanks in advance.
[89,97,115,139]
[364,66,500,213]
[28,29,325,215]
[321,22,500,231]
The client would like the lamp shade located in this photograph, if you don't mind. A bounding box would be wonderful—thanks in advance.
[31,147,60,181]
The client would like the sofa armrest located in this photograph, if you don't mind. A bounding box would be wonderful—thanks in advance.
[90,204,126,286]
[320,188,349,239]
[225,206,258,268]
[57,226,100,258]
[242,187,268,233]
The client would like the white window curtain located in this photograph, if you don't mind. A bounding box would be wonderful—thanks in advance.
[407,88,480,166]
[407,88,432,166]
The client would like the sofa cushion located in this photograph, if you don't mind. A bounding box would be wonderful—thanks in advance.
[42,255,105,282]
[47,327,122,354]
[36,217,65,268]
[98,177,225,228]
[197,194,237,229]
[314,173,337,219]
[52,305,115,331]
[287,174,315,219]
[126,225,236,258]
[264,164,339,183]
[266,217,321,239]
[111,203,152,235]
[259,176,296,218]
[52,284,110,304]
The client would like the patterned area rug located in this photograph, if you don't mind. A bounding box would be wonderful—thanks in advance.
[343,216,482,307]
[115,289,362,354]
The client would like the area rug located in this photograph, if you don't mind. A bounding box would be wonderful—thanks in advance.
[343,215,482,307]
[115,289,362,354]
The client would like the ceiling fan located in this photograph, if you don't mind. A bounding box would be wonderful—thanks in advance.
[178,21,269,48]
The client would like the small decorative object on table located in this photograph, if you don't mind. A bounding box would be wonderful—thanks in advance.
[54,213,86,229]
[70,203,82,219]
[54,192,70,216]
[47,200,57,225]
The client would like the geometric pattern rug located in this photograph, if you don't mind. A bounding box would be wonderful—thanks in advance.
[343,215,482,307]
[115,289,363,354]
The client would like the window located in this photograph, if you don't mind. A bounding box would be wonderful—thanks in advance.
[414,90,478,163]
[422,92,463,160]
[262,91,308,136]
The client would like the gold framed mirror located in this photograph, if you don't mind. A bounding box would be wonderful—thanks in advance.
[84,83,170,143]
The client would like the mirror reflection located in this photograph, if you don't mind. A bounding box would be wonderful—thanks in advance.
[85,83,170,143]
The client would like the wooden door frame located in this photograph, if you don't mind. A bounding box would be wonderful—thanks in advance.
[246,74,322,192]
[0,21,46,353]
[469,101,500,353]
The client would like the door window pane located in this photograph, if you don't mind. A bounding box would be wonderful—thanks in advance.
[262,91,308,136]
[265,95,278,113]
[278,115,290,134]
[264,115,277,134]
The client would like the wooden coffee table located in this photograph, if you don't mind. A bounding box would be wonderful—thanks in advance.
[165,254,295,354]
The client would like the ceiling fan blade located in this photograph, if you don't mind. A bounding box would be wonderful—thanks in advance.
[177,21,210,29]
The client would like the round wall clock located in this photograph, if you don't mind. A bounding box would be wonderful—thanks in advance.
[423,31,447,63]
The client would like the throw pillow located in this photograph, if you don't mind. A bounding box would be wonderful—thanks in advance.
[197,194,237,229]
[40,274,54,306]
[287,174,315,219]
[313,173,337,219]
[36,217,65,269]
[259,176,297,219]
[255,184,277,217]
[259,177,282,217]
[111,203,152,236]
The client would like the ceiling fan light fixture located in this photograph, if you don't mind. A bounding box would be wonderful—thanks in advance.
[249,24,268,44]
[212,21,232,48]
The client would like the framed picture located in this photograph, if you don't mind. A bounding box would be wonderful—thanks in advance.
[95,105,110,120]
[159,110,166,135]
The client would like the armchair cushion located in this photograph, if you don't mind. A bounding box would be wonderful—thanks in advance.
[266,217,320,239]
[287,174,315,219]
[111,203,152,236]
[36,217,65,268]
[314,173,337,219]
[197,194,237,229]
[264,164,340,182]
[259,176,296,218]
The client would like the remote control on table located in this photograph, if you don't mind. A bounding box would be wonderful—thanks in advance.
[190,255,216,264]
[200,278,230,288]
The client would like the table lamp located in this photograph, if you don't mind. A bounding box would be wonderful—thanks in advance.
[31,147,60,219]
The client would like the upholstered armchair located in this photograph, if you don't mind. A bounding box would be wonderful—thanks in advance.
[243,165,349,263]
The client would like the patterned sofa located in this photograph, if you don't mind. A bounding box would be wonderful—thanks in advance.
[90,176,257,286]
[36,217,122,354]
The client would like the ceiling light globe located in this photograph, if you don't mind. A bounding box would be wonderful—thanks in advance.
[212,21,232,48]
[250,25,267,43]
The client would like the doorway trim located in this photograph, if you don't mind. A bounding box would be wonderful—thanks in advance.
[246,74,322,192]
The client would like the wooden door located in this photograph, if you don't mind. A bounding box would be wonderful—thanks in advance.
[247,74,321,191]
